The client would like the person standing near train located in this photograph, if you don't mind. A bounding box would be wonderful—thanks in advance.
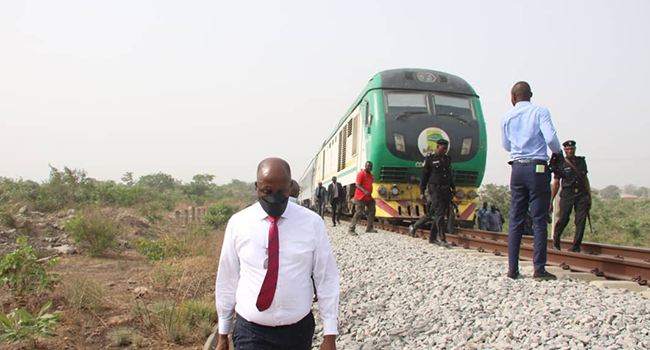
[409,139,455,245]
[327,176,345,227]
[486,205,504,232]
[550,140,591,253]
[501,81,562,280]
[315,182,327,218]
[477,201,490,230]
[349,161,377,235]
[215,158,339,350]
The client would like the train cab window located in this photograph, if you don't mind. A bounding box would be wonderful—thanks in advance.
[433,94,476,120]
[386,92,429,112]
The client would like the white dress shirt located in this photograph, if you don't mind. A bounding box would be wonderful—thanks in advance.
[216,201,340,335]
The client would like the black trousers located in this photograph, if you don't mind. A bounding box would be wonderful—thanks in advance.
[330,200,340,224]
[553,194,590,250]
[233,312,315,350]
[413,185,451,242]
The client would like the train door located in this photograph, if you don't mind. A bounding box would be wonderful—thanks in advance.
[359,100,369,167]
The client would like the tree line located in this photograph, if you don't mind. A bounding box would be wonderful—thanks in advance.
[479,183,650,248]
[0,166,257,216]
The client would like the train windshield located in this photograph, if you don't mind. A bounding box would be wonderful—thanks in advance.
[433,94,476,120]
[386,92,429,112]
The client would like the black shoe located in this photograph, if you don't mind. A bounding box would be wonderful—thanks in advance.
[568,248,581,253]
[507,270,520,279]
[409,225,416,237]
[439,240,450,247]
[366,229,377,233]
[429,239,440,245]
[333,223,337,227]
[533,270,557,280]
[551,245,561,251]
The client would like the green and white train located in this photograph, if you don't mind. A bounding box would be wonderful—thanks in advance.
[298,68,487,227]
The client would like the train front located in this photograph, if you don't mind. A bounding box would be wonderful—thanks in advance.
[368,69,487,227]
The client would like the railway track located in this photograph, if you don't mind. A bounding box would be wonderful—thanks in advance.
[350,218,650,285]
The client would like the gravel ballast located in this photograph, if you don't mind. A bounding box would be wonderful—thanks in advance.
[312,222,650,349]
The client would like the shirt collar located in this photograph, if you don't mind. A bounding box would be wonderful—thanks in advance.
[254,201,294,221]
[515,101,532,107]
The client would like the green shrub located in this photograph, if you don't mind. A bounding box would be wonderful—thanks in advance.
[66,209,118,256]
[135,238,184,261]
[139,201,165,223]
[0,302,60,346]
[0,210,15,228]
[151,261,178,290]
[203,203,238,229]
[0,237,59,299]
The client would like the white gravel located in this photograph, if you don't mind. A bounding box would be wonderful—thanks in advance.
[312,221,650,349]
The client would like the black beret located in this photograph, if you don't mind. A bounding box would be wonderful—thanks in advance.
[563,140,576,147]
[436,139,449,146]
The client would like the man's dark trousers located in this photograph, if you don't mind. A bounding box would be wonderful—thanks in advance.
[553,194,590,250]
[508,161,551,273]
[331,200,339,225]
[412,197,433,230]
[428,185,451,241]
[233,312,315,350]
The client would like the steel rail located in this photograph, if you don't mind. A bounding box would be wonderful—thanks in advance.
[350,219,650,285]
[456,228,650,262]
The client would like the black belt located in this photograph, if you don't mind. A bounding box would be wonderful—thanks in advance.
[508,159,547,165]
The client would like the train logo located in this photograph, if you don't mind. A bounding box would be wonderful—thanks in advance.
[418,127,450,156]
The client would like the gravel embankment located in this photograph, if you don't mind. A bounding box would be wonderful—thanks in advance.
[312,222,650,349]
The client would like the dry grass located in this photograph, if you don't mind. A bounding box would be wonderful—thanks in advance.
[61,276,105,313]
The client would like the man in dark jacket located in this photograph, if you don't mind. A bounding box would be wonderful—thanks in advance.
[550,140,591,253]
[315,182,327,218]
[409,139,455,245]
[327,176,345,226]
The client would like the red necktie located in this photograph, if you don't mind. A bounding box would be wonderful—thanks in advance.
[256,216,279,311]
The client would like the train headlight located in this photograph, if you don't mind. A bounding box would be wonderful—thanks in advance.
[394,133,406,152]
[377,185,388,197]
[391,185,400,196]
[468,190,478,199]
[461,138,473,155]
[456,189,466,199]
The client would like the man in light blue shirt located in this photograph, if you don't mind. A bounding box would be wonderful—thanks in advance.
[500,81,562,281]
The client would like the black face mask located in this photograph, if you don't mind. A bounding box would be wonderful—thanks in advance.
[259,192,289,218]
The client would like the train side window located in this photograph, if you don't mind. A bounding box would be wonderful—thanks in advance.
[352,115,358,156]
[364,101,372,127]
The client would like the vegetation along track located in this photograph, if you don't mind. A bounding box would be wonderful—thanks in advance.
[349,218,650,285]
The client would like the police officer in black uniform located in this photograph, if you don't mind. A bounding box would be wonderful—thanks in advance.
[550,140,591,253]
[409,139,455,245]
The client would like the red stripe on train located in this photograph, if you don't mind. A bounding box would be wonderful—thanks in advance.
[375,199,400,217]
[459,202,477,220]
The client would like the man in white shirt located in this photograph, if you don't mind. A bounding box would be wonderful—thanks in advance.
[215,158,340,350]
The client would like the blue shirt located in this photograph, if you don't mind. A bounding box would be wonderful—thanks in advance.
[500,101,562,161]
[478,207,490,227]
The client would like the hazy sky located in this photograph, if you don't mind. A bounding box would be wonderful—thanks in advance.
[1,0,649,189]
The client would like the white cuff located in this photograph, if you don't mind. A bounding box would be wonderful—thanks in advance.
[218,317,233,335]
[322,317,338,335]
